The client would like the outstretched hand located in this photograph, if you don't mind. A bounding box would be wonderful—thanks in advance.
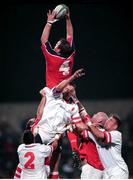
[73,68,85,79]
[47,10,56,22]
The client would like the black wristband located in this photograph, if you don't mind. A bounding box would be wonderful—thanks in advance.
[47,21,52,25]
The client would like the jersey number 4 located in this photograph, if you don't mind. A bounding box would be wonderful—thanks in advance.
[24,152,35,169]
[59,61,70,75]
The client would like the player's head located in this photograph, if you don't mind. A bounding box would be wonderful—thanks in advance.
[104,114,121,131]
[91,112,108,127]
[54,38,72,56]
[63,83,76,101]
[23,130,34,144]
[25,117,36,130]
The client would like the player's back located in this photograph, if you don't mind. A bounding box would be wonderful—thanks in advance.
[90,130,128,173]
[33,87,81,144]
[17,143,52,179]
[41,37,75,88]
[39,87,76,126]
[45,54,74,88]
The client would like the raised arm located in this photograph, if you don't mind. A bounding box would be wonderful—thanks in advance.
[66,11,73,40]
[56,68,85,92]
[36,96,46,119]
[70,92,91,123]
[41,10,56,44]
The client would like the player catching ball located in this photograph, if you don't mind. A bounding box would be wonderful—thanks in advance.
[40,5,75,88]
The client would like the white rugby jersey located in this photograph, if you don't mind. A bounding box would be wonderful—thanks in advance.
[88,130,128,174]
[32,87,81,144]
[17,143,53,179]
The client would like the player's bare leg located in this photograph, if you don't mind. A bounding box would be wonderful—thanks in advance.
[49,145,61,179]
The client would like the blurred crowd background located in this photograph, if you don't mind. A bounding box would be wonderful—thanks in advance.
[0,0,133,178]
[0,100,133,178]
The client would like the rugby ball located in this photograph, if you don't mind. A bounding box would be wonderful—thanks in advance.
[53,4,69,19]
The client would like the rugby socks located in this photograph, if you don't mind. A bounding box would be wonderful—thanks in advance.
[49,171,59,179]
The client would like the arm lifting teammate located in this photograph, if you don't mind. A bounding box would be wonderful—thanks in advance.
[32,69,87,179]
[69,94,129,179]
[87,114,129,179]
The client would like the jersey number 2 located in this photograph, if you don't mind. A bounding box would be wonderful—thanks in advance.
[24,152,35,169]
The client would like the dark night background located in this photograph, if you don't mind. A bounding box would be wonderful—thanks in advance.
[0,0,133,102]
[0,0,133,178]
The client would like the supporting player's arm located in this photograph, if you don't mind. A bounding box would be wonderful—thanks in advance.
[14,163,22,179]
[75,121,88,132]
[36,96,46,119]
[71,96,88,117]
[70,93,91,124]
[55,68,85,92]
[41,10,56,44]
[87,123,105,139]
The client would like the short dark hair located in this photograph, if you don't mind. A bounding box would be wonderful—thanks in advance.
[58,38,73,57]
[62,83,76,103]
[110,114,122,128]
[23,130,34,144]
[25,117,36,130]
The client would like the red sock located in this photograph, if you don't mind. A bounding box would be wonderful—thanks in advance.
[67,131,78,151]
[49,172,59,179]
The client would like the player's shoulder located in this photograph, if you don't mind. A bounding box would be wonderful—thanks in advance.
[110,130,121,135]
[34,143,44,149]
[44,86,50,92]
[70,103,79,112]
[64,102,78,112]
[25,143,46,152]
[37,144,51,152]
[43,86,52,96]
[44,86,62,99]
[110,130,122,139]
[17,144,25,152]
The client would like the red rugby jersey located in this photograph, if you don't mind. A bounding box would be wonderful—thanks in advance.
[41,36,75,88]
[79,138,104,171]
